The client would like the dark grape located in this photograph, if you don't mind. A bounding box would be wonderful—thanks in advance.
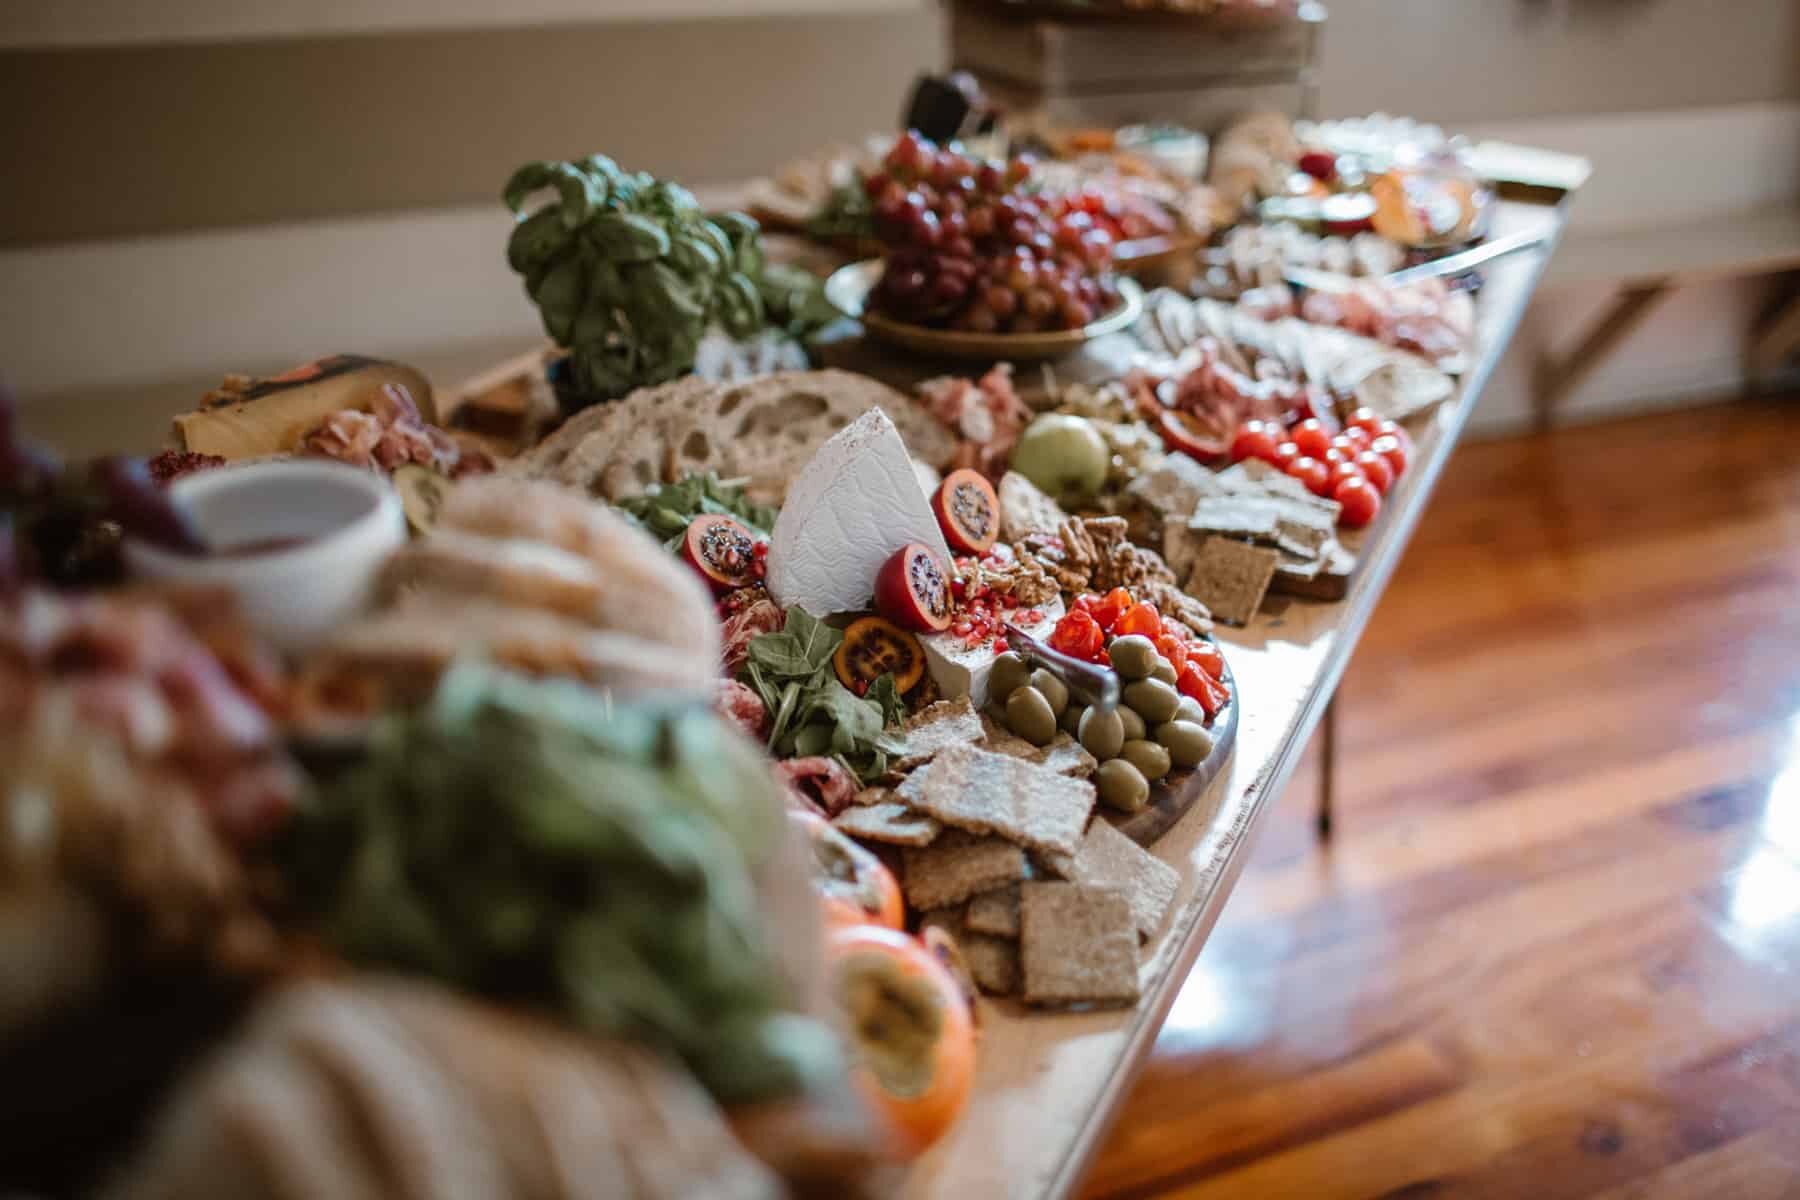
[984,286,1017,319]
[1005,218,1035,247]
[929,273,969,307]
[1023,287,1056,320]
[862,170,892,200]
[1028,231,1056,259]
[890,266,928,299]
[909,208,941,248]
[1005,258,1037,293]
[963,305,999,334]
[1060,299,1095,329]
[889,130,927,173]
[966,206,995,239]
[90,456,205,554]
[942,235,975,260]
[977,161,1004,193]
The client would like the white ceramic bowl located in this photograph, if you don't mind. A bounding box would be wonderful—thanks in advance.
[123,458,406,655]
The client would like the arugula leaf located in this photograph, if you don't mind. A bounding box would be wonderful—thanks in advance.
[615,472,778,542]
[735,606,909,785]
[864,674,908,728]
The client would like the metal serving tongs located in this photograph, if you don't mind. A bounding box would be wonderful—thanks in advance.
[1284,226,1549,294]
[1004,621,1121,715]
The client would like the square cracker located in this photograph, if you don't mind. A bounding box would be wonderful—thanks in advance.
[965,884,1021,938]
[832,802,942,848]
[895,696,986,772]
[1184,536,1280,627]
[1036,818,1179,940]
[921,908,1020,995]
[1019,882,1141,1008]
[1034,732,1098,780]
[906,745,1095,857]
[901,831,1027,912]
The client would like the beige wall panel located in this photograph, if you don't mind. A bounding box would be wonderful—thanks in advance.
[0,10,943,246]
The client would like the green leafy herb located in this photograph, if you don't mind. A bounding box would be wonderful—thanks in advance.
[503,156,838,398]
[277,663,840,1105]
[613,471,778,549]
[736,605,907,784]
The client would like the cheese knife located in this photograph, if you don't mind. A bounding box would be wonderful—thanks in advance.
[1283,226,1548,293]
[1003,621,1121,715]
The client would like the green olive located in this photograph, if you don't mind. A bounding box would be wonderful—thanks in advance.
[1122,678,1180,724]
[1108,635,1158,680]
[989,653,1031,703]
[1078,706,1125,761]
[1028,668,1070,717]
[1153,720,1215,767]
[1095,759,1150,813]
[1150,657,1179,686]
[1174,696,1208,726]
[1059,702,1087,735]
[1120,738,1171,782]
[1117,705,1147,742]
[1005,686,1058,747]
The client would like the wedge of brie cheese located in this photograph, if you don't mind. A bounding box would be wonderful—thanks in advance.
[920,597,1063,707]
[767,407,954,617]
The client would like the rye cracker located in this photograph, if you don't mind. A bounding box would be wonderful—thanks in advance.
[832,802,942,848]
[1036,818,1179,939]
[1184,536,1280,627]
[901,831,1027,912]
[905,745,1095,857]
[1019,882,1141,1008]
[895,696,986,772]
[965,884,1021,938]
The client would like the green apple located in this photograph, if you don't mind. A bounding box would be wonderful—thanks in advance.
[1009,414,1110,504]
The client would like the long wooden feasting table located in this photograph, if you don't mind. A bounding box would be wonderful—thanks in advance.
[887,194,1572,1199]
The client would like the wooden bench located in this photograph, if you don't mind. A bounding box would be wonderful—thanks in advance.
[1532,206,1800,427]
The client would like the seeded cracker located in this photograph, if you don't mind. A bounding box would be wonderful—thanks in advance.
[901,831,1027,912]
[1020,883,1141,1008]
[1036,817,1179,939]
[894,696,985,772]
[1184,536,1280,627]
[905,744,1096,857]
[833,802,942,847]
[922,908,1020,995]
[965,884,1021,938]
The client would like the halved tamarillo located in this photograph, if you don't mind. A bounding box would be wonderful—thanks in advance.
[829,925,976,1159]
[873,543,954,633]
[834,616,926,695]
[680,513,759,593]
[931,469,1000,555]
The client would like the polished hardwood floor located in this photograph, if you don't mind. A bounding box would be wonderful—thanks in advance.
[1082,398,1800,1200]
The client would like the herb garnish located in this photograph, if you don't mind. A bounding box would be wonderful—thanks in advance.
[738,606,907,783]
[614,471,778,550]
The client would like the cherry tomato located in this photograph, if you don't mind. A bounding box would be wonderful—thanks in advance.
[1356,449,1394,495]
[1287,454,1331,497]
[1091,587,1132,634]
[1229,419,1280,465]
[792,811,905,931]
[1177,662,1228,717]
[1333,476,1382,529]
[1290,418,1331,460]
[1072,593,1100,617]
[1321,444,1349,467]
[830,925,976,1158]
[1368,433,1409,478]
[1270,440,1301,471]
[1347,406,1385,436]
[1114,601,1163,640]
[1339,426,1373,451]
[1184,639,1225,681]
[1048,608,1105,660]
[1327,459,1366,493]
[1154,633,1189,673]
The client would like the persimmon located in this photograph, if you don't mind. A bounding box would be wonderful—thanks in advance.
[829,925,976,1158]
[791,811,904,931]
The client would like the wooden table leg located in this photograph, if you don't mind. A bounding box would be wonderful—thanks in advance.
[1317,694,1337,841]
[1533,280,1672,430]
[1749,289,1800,383]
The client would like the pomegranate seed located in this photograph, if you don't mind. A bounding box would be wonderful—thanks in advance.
[953,620,972,636]
[993,637,1009,653]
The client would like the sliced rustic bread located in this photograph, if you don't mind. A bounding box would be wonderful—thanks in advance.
[513,369,957,505]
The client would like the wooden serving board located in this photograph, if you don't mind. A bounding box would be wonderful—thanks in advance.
[1115,649,1239,846]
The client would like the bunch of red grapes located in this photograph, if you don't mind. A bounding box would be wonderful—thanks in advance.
[865,131,1124,335]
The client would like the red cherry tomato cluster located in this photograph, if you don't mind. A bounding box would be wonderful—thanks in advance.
[1050,589,1233,719]
[1228,407,1412,530]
